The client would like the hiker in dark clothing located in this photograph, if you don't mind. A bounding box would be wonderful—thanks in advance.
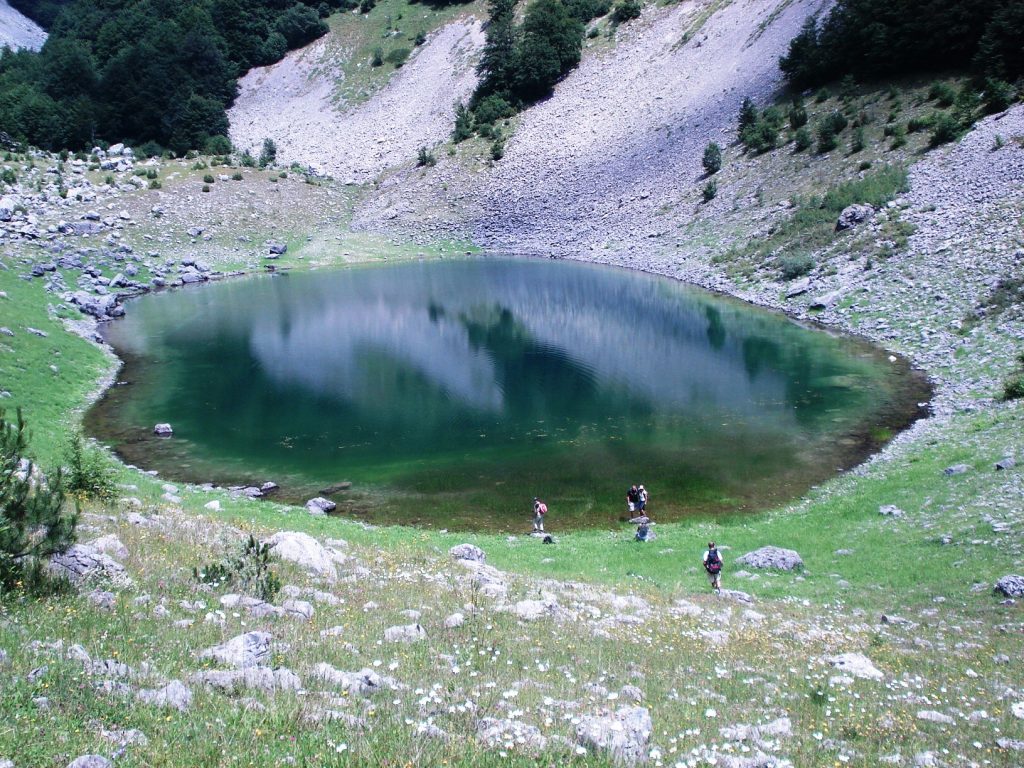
[703,541,722,593]
[627,485,639,514]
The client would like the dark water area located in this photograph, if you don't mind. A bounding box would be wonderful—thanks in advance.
[86,257,929,531]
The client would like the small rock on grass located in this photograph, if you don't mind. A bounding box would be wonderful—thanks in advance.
[384,624,426,643]
[136,680,192,711]
[917,710,955,725]
[87,590,116,611]
[943,463,970,476]
[450,543,485,562]
[66,757,112,768]
[827,652,884,680]
[199,631,272,668]
[476,717,547,753]
[575,706,652,765]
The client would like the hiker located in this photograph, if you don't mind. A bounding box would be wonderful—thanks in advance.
[637,485,648,513]
[626,485,639,514]
[703,541,722,593]
[532,497,547,532]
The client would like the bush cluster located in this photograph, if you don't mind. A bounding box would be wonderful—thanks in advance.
[737,98,785,154]
[193,535,281,602]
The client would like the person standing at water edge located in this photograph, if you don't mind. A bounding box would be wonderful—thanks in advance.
[703,541,722,593]
[532,497,547,532]
[637,485,648,513]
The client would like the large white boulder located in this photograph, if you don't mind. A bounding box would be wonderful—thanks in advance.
[262,531,337,580]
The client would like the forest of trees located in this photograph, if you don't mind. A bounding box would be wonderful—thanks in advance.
[0,0,333,153]
[780,0,1024,91]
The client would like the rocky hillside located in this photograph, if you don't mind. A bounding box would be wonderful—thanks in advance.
[229,8,484,181]
[0,0,46,51]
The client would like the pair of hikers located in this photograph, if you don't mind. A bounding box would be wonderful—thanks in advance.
[626,484,648,514]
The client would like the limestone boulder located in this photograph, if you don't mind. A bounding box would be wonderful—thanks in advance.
[199,632,272,668]
[735,546,803,571]
[48,544,132,587]
[262,531,337,580]
[575,706,652,765]
[994,575,1024,598]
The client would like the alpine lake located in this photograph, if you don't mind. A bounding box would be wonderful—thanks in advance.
[86,256,930,532]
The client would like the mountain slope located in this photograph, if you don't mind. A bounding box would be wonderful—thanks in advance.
[229,17,484,181]
[0,0,46,51]
[351,0,827,247]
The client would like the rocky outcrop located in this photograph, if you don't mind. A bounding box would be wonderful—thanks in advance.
[263,531,338,580]
[136,680,192,711]
[450,543,486,562]
[476,717,548,753]
[383,623,426,643]
[994,575,1024,598]
[199,632,272,668]
[48,544,132,587]
[304,497,336,515]
[735,546,804,571]
[575,706,652,765]
[192,667,300,694]
[312,664,388,696]
[835,204,874,231]
[826,652,884,680]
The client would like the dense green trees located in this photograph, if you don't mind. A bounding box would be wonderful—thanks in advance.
[464,0,588,140]
[780,1,1024,91]
[0,0,331,152]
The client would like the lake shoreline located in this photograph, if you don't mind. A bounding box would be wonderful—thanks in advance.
[80,254,932,533]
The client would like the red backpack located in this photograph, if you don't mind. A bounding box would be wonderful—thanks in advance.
[537,503,547,515]
[705,549,721,574]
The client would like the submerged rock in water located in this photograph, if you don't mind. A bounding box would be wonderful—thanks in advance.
[305,497,336,515]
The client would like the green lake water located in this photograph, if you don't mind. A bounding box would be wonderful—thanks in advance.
[86,257,929,531]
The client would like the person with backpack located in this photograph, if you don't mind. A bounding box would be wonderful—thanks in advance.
[532,497,547,533]
[703,541,722,593]
[637,485,648,513]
